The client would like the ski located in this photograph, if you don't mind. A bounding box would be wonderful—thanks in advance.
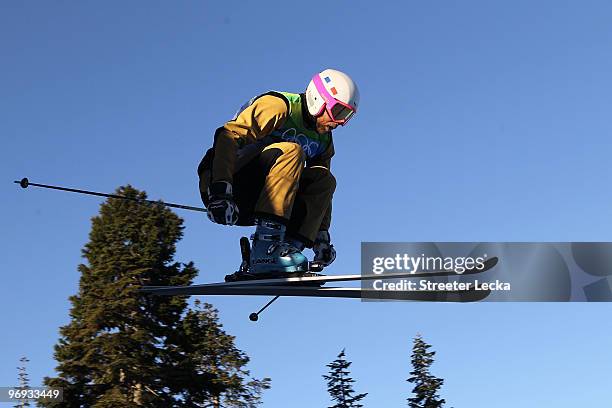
[139,284,491,302]
[138,255,498,321]
[146,256,498,289]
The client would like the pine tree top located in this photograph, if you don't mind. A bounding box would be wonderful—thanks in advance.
[407,334,446,408]
[324,349,367,408]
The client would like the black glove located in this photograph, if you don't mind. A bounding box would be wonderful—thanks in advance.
[313,230,336,266]
[206,181,239,225]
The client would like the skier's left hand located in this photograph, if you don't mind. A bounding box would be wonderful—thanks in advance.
[313,230,336,266]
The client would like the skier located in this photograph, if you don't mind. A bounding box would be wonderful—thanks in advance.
[198,69,360,279]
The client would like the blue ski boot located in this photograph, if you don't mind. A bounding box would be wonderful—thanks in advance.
[224,220,321,282]
[248,218,309,278]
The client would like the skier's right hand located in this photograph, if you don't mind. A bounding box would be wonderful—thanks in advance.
[206,181,239,225]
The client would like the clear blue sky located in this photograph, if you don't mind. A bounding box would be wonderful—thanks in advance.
[2,1,612,406]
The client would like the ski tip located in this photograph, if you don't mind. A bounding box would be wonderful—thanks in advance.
[485,256,499,269]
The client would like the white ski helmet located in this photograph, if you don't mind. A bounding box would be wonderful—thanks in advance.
[305,69,360,125]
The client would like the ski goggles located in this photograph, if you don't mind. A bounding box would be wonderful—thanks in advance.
[312,75,357,125]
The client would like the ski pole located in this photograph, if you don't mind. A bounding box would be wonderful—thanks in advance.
[14,177,207,213]
[249,296,280,322]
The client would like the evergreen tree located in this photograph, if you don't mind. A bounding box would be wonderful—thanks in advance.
[15,357,30,408]
[407,334,446,408]
[323,349,367,408]
[179,300,270,407]
[41,186,268,407]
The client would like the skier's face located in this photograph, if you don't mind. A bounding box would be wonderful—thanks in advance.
[315,110,339,134]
